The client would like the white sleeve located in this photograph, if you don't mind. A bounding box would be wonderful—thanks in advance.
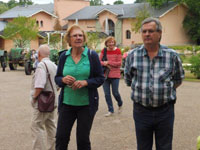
[34,67,46,89]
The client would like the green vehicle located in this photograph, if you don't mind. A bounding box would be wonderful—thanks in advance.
[24,49,36,75]
[24,49,60,75]
[8,48,25,70]
[8,48,34,75]
[8,48,60,75]
[0,50,7,72]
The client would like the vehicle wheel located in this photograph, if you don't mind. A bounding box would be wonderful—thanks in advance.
[19,63,24,67]
[2,62,6,72]
[25,62,32,75]
[9,63,17,70]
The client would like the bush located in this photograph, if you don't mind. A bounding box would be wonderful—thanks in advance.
[187,54,200,79]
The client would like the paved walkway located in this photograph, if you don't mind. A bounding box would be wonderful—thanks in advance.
[0,68,200,150]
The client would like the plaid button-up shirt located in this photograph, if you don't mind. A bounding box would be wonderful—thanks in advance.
[124,45,184,107]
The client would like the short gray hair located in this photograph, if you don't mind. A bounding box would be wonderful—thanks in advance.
[141,17,162,32]
[38,44,50,57]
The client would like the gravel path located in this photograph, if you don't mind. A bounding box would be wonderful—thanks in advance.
[0,68,200,150]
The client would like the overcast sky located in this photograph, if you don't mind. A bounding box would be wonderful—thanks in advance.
[0,0,135,5]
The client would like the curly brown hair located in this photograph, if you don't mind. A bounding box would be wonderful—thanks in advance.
[104,36,116,47]
[64,24,87,47]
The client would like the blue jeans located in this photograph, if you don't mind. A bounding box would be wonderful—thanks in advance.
[103,78,123,113]
[133,102,174,150]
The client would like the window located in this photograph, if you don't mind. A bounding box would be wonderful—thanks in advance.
[36,20,39,26]
[126,30,131,39]
[40,21,43,27]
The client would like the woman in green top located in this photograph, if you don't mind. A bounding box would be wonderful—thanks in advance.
[55,24,104,150]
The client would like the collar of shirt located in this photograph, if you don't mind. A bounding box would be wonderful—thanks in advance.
[141,44,164,58]
[41,57,50,62]
[66,46,88,57]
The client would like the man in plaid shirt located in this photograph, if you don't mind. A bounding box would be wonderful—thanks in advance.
[124,17,184,150]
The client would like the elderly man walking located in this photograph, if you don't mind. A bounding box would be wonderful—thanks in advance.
[124,17,184,150]
[30,44,58,150]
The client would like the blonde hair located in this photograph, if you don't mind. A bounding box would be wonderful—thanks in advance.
[64,24,87,47]
[104,36,116,47]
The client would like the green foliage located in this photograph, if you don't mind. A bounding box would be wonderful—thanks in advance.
[168,45,200,55]
[3,16,38,48]
[135,0,147,3]
[197,136,200,150]
[183,0,200,44]
[7,0,18,9]
[113,0,124,5]
[131,4,151,33]
[19,0,33,5]
[121,46,130,55]
[50,49,59,65]
[147,0,170,9]
[187,54,200,79]
[45,33,62,50]
[86,32,106,50]
[0,3,9,14]
[168,45,189,51]
[0,0,34,14]
[147,0,184,9]
[90,0,103,6]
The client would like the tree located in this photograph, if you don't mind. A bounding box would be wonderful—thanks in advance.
[146,0,171,9]
[54,12,62,31]
[3,16,38,48]
[183,0,200,44]
[135,0,147,3]
[46,33,62,50]
[19,0,33,5]
[90,0,103,6]
[7,0,18,9]
[0,3,9,14]
[113,0,124,5]
[131,4,151,33]
[147,0,184,9]
[86,32,106,50]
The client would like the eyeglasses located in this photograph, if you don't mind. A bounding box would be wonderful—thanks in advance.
[70,34,83,38]
[142,29,158,34]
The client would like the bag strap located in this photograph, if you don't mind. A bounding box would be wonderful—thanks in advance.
[43,62,54,94]
[102,48,107,61]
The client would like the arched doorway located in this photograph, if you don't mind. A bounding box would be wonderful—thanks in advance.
[108,19,115,36]
[104,19,115,36]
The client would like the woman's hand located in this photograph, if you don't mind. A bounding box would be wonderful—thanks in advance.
[62,75,76,86]
[71,80,88,90]
[103,61,109,66]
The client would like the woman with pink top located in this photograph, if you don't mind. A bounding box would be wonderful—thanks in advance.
[100,36,123,117]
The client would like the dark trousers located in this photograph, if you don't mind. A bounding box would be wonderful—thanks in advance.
[133,102,174,150]
[56,104,95,150]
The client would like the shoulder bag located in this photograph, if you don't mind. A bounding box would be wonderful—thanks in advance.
[101,48,110,79]
[37,62,55,112]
